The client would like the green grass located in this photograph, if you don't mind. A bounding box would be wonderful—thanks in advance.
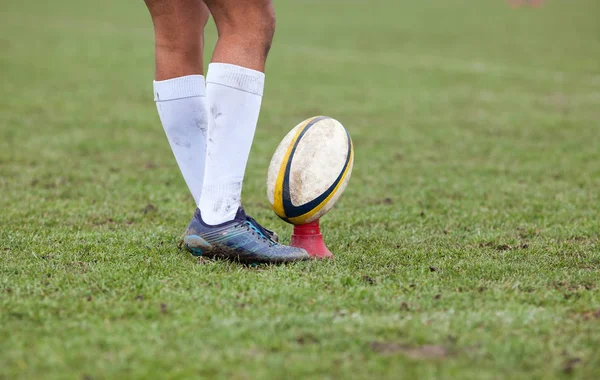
[1,0,600,378]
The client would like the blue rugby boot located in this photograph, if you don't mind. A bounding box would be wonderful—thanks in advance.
[183,207,310,264]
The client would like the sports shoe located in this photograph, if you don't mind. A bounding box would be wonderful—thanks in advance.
[182,207,310,264]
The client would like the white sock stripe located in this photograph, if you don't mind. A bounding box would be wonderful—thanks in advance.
[153,75,206,101]
[206,63,265,96]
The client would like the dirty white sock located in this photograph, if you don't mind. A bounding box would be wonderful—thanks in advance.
[199,63,265,225]
[153,75,207,204]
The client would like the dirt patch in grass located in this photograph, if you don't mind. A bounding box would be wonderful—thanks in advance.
[371,342,449,360]
[142,204,156,214]
[552,281,596,292]
[370,198,393,205]
[478,242,529,251]
[296,334,319,345]
[362,275,376,285]
[563,357,582,374]
[576,308,600,321]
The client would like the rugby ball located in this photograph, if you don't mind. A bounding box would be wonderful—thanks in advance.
[267,116,354,225]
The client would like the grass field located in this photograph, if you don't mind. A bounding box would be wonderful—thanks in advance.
[1,0,600,378]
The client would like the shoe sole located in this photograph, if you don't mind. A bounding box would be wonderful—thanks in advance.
[183,235,310,264]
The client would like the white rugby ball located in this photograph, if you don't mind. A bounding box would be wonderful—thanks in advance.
[267,116,354,225]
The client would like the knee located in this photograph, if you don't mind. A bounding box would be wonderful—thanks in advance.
[210,1,276,54]
[244,6,276,56]
[146,0,210,47]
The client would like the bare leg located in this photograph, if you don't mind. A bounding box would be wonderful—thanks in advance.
[203,0,275,72]
[145,0,211,80]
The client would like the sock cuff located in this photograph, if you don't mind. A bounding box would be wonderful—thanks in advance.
[206,63,265,96]
[153,75,205,101]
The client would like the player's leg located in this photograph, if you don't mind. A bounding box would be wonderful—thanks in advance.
[145,0,210,204]
[183,0,309,262]
[198,0,275,224]
[205,0,275,72]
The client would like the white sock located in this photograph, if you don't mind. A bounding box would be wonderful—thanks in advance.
[153,75,208,205]
[199,63,265,225]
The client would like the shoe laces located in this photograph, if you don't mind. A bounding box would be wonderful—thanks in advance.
[244,216,278,246]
